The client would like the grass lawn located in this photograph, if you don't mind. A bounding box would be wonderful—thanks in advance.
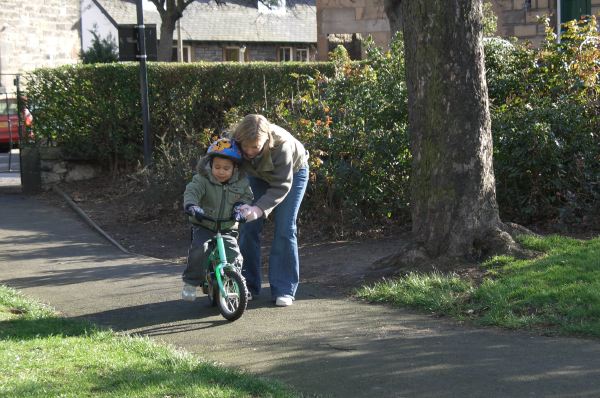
[356,235,600,337]
[0,285,296,398]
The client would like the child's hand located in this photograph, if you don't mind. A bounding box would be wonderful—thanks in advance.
[232,204,245,222]
[241,205,263,222]
[185,205,205,221]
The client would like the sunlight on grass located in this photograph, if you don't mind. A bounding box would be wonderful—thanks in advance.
[0,285,295,398]
[358,235,600,337]
[356,272,474,316]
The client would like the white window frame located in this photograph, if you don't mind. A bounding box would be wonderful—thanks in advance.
[172,45,192,62]
[295,48,309,62]
[278,46,292,62]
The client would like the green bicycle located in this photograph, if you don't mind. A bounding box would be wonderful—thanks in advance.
[200,215,248,322]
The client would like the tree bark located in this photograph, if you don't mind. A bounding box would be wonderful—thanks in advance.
[157,16,177,61]
[151,0,187,62]
[384,0,522,260]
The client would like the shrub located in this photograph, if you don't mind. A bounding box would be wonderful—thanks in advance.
[80,29,118,64]
[489,16,600,227]
[269,35,411,233]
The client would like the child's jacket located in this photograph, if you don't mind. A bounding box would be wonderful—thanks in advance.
[183,155,253,232]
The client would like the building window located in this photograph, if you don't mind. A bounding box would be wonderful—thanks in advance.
[223,47,249,62]
[560,0,591,24]
[172,45,191,62]
[295,48,309,62]
[278,47,292,62]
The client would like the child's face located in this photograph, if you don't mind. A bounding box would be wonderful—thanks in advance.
[211,156,235,183]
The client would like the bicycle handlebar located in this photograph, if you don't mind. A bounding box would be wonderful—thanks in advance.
[197,214,246,224]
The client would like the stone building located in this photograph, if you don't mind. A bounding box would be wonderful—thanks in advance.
[84,0,317,62]
[0,0,81,92]
[316,0,389,60]
[316,0,600,60]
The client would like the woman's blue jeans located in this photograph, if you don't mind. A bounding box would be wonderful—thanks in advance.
[240,167,308,299]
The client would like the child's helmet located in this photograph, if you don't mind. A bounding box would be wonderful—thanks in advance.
[207,138,242,163]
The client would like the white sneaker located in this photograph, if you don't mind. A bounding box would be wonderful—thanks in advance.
[181,283,196,301]
[247,292,253,301]
[275,296,293,307]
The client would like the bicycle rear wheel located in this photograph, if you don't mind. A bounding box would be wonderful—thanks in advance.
[217,269,248,322]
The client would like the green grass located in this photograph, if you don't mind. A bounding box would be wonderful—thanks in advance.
[356,235,600,337]
[0,285,296,398]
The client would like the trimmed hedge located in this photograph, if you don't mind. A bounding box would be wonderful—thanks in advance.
[26,62,334,172]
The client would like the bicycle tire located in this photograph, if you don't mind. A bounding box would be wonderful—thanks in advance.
[216,269,248,322]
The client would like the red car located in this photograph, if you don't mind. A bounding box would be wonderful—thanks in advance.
[0,97,33,151]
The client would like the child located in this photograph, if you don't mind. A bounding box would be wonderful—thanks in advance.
[181,137,253,301]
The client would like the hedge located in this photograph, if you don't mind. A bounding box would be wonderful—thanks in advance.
[25,62,334,172]
[24,19,600,232]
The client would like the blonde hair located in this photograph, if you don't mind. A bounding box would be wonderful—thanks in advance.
[233,114,271,144]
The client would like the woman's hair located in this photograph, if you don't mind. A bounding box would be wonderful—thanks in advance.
[233,114,271,144]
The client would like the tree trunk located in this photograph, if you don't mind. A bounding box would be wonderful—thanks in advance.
[383,0,522,261]
[158,17,176,61]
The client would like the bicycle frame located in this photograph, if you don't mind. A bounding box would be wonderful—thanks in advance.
[203,215,242,300]
[210,231,232,299]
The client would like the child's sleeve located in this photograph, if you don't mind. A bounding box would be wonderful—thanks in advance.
[183,174,207,209]
[241,180,254,205]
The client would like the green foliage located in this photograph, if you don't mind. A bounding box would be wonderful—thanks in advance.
[25,21,600,232]
[80,30,118,64]
[358,235,600,337]
[482,1,498,37]
[270,35,410,231]
[472,235,600,336]
[0,285,295,397]
[356,272,474,315]
[25,62,333,174]
[488,16,600,227]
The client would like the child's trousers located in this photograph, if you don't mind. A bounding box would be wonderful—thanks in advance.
[182,225,243,286]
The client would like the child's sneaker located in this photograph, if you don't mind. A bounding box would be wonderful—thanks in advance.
[201,282,209,295]
[181,283,197,301]
[247,292,253,301]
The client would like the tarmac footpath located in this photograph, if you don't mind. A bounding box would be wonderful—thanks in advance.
[1,190,600,397]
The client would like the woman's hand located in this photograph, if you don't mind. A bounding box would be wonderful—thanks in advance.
[239,205,263,222]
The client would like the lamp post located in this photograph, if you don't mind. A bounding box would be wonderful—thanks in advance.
[136,0,152,168]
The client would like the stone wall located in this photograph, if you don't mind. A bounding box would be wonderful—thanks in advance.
[39,148,99,189]
[495,0,600,47]
[316,0,600,59]
[494,0,555,47]
[0,0,80,90]
[316,0,390,61]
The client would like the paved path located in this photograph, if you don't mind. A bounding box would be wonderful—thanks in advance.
[1,191,600,397]
[0,150,20,188]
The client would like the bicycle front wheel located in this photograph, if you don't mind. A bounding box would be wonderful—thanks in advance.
[217,269,248,322]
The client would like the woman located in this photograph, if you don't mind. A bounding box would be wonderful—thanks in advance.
[233,114,309,307]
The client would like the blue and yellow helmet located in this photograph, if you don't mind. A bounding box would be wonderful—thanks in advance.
[207,138,242,163]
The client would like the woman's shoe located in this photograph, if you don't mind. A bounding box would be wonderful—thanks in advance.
[275,296,293,307]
